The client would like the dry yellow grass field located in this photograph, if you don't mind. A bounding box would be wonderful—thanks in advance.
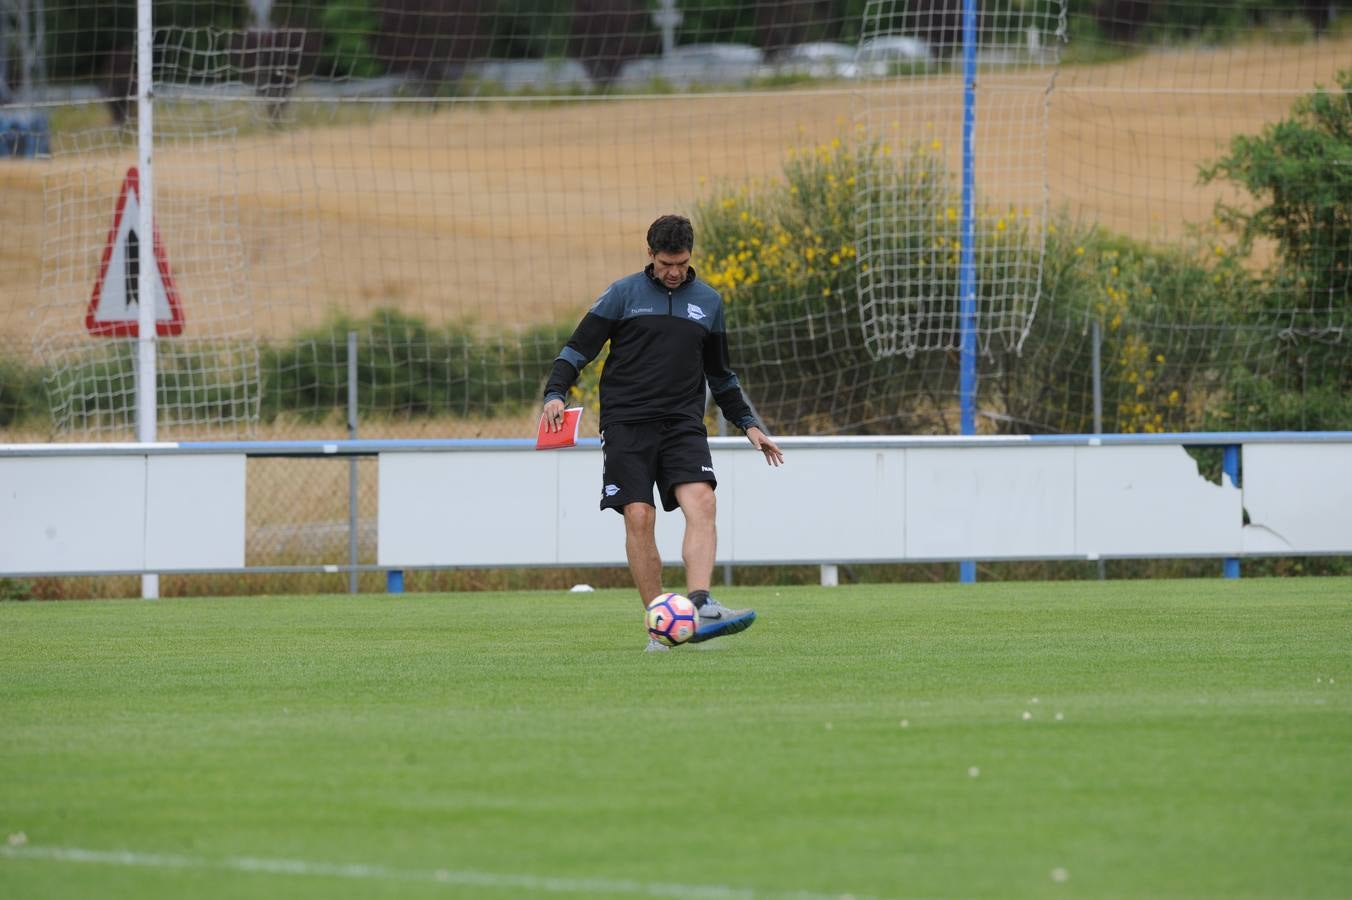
[2,39,1348,349]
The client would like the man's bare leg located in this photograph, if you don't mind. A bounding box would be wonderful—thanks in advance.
[623,502,662,607]
[674,481,755,643]
[673,481,716,595]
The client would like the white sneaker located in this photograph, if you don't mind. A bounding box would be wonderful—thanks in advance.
[644,637,671,653]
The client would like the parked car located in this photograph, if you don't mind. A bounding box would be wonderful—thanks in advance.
[856,35,932,76]
[462,59,594,93]
[770,42,859,80]
[616,43,765,89]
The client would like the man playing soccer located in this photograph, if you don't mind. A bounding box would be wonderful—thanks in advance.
[542,214,784,651]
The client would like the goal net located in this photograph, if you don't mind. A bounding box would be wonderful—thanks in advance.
[854,0,1062,359]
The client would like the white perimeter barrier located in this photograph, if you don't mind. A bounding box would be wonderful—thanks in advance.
[2,434,1350,578]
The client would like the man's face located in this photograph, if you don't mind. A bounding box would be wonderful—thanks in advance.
[649,248,691,289]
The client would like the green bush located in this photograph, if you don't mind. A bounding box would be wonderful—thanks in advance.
[695,136,969,433]
[1202,70,1351,310]
[47,342,137,430]
[319,0,385,79]
[260,308,570,422]
[0,354,49,428]
[695,132,1281,436]
[0,578,35,601]
[0,312,571,432]
[40,341,260,431]
[995,219,1263,434]
[1200,69,1352,430]
[158,343,261,428]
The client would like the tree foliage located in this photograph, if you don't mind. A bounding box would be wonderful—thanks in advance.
[1200,70,1352,310]
[1199,69,1352,430]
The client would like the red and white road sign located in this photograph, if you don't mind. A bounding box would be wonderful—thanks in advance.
[85,166,185,337]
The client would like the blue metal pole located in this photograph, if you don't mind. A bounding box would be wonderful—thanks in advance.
[1222,444,1241,579]
[958,0,978,585]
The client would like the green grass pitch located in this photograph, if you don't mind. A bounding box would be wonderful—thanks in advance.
[2,578,1350,899]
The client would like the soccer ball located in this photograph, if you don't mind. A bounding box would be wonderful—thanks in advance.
[646,592,699,646]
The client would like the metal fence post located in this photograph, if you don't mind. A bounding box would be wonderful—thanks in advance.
[1093,319,1106,581]
[347,330,359,593]
[957,0,979,586]
[1223,444,1241,579]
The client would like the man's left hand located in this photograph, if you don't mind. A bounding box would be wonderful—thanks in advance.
[746,426,784,467]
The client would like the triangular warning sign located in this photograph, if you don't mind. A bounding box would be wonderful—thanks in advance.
[86,166,185,337]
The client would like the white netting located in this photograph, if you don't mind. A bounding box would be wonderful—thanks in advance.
[32,124,260,437]
[0,1,1347,444]
[854,0,1063,359]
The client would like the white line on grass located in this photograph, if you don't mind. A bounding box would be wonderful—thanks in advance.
[1,845,879,900]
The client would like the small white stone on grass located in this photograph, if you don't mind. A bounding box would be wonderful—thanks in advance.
[968,766,980,778]
[1051,867,1069,883]
[1055,712,1064,721]
[1022,711,1032,721]
[7,832,27,847]
[900,719,909,728]
[1030,697,1040,704]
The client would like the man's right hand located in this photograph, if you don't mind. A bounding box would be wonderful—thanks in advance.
[542,397,566,432]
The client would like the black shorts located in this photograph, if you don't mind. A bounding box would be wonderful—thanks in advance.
[599,419,717,513]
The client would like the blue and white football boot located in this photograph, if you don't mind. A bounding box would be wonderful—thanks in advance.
[688,597,756,643]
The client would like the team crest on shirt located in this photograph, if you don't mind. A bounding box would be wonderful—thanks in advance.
[686,303,707,321]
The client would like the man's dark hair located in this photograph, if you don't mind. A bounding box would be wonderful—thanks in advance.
[647,214,694,254]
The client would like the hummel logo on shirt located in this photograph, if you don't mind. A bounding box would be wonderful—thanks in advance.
[686,303,707,321]
[701,466,715,474]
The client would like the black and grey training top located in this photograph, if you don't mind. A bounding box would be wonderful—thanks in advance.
[544,265,760,433]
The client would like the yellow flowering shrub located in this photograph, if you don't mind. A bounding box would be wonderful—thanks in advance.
[693,137,970,432]
[994,216,1259,435]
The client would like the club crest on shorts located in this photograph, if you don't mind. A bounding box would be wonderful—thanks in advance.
[604,483,620,497]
